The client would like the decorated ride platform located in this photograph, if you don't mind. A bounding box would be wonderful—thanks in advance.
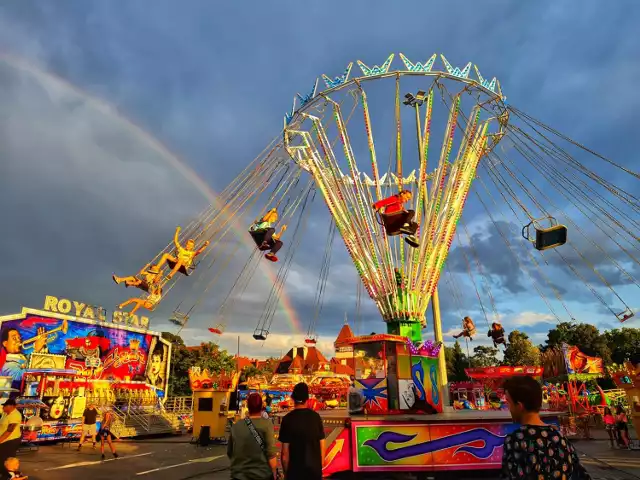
[274,409,562,475]
[0,296,174,442]
[272,332,561,475]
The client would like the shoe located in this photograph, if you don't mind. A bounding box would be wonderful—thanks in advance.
[259,242,271,251]
[92,442,96,449]
[399,224,414,235]
[265,253,278,262]
[113,452,119,458]
[101,454,106,460]
[77,445,81,451]
[404,236,419,248]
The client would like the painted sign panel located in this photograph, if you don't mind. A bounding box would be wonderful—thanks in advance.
[353,421,518,471]
[410,356,442,413]
[564,345,603,375]
[0,312,168,392]
[355,378,388,414]
[352,416,560,471]
[322,427,351,477]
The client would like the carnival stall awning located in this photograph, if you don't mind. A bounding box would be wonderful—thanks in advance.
[465,366,543,379]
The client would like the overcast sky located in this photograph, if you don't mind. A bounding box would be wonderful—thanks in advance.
[0,0,638,359]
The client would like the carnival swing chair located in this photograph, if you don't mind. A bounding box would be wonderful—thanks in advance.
[522,216,568,251]
[208,323,225,335]
[169,310,190,327]
[253,327,269,341]
[616,307,635,323]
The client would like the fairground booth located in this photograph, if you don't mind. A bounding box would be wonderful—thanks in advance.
[272,333,560,477]
[610,361,640,435]
[188,367,238,443]
[0,296,172,442]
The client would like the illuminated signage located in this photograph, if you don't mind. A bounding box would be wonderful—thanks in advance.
[43,295,149,329]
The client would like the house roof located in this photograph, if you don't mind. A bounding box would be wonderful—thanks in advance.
[334,323,354,347]
[330,363,354,376]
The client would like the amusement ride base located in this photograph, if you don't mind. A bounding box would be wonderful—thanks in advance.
[274,409,562,475]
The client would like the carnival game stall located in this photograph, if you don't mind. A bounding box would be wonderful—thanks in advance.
[309,372,350,408]
[610,361,640,436]
[451,366,544,410]
[0,297,172,442]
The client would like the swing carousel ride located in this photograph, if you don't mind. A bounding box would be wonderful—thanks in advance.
[111,53,638,473]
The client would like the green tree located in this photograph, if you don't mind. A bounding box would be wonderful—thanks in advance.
[192,342,237,373]
[604,328,640,364]
[240,365,262,383]
[503,330,540,366]
[445,342,469,381]
[162,332,194,397]
[471,345,500,368]
[545,323,611,362]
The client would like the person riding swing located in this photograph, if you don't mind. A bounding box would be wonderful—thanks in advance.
[112,264,162,292]
[249,208,287,262]
[372,190,419,248]
[453,316,476,340]
[154,226,210,280]
[118,283,163,315]
[488,322,507,348]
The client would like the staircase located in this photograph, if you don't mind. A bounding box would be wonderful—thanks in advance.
[107,397,192,438]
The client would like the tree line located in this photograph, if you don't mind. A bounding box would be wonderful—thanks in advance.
[162,332,275,396]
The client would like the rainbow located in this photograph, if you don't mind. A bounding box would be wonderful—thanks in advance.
[0,52,302,335]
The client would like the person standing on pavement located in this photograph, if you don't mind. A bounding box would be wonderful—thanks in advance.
[615,405,630,449]
[0,399,22,480]
[77,402,98,450]
[278,383,325,480]
[602,407,616,448]
[98,410,119,461]
[502,376,591,479]
[227,392,277,480]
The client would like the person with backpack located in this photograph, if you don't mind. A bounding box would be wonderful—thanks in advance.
[348,376,365,415]
[227,392,278,480]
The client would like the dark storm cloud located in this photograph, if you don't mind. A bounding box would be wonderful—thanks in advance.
[447,221,527,294]
[1,0,638,347]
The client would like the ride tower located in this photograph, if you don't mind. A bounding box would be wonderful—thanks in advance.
[284,54,508,369]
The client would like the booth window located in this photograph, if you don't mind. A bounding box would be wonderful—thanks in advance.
[198,397,214,412]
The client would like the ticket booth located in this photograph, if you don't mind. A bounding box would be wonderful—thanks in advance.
[349,334,442,415]
[189,368,238,442]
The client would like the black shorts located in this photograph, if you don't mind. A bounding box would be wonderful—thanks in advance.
[99,428,115,440]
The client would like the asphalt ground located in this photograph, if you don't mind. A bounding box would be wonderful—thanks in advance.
[14,436,640,480]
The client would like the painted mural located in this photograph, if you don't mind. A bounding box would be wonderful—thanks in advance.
[410,355,442,413]
[0,313,168,392]
[354,422,518,471]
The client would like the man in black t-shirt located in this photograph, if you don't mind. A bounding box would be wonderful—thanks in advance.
[278,383,325,480]
[77,402,98,450]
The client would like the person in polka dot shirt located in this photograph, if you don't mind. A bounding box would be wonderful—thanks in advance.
[502,376,591,479]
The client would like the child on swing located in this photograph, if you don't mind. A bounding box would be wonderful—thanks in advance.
[453,316,476,340]
[112,264,162,292]
[488,322,507,347]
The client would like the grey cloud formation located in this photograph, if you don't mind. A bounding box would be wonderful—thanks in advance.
[1,0,638,352]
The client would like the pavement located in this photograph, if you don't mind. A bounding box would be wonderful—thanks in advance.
[17,437,230,480]
[13,435,640,480]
